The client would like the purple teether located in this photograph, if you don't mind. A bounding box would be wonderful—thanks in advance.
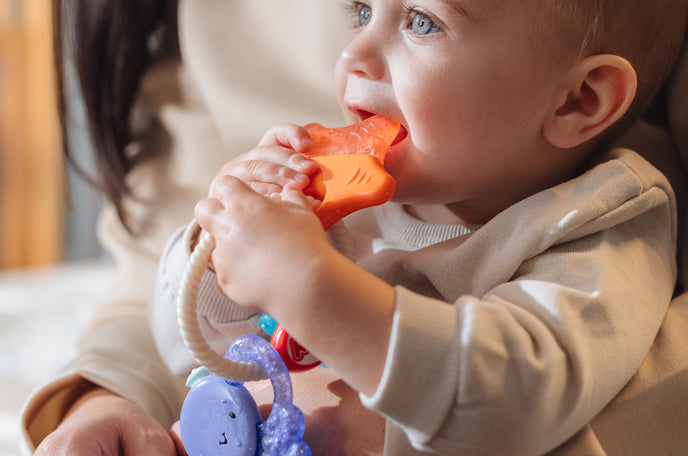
[180,334,311,456]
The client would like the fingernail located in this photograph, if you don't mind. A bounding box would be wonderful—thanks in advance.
[295,173,309,185]
[297,159,315,170]
[300,135,314,148]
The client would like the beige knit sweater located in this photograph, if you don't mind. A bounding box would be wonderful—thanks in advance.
[152,148,678,455]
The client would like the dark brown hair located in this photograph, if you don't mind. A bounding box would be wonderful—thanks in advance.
[54,0,177,230]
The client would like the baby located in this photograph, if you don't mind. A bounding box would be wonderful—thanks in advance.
[154,0,687,454]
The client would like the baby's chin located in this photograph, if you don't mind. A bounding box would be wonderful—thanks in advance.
[382,157,411,195]
[386,185,422,206]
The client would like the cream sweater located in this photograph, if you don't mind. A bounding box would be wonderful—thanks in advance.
[21,0,688,454]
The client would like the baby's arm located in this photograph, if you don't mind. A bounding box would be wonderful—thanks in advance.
[198,182,395,394]
[354,152,677,455]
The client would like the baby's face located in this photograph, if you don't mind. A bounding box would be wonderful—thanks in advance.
[335,0,575,223]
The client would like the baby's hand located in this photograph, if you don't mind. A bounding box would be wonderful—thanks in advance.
[211,124,320,198]
[195,176,333,314]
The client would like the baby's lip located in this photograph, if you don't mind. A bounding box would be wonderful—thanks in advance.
[391,125,408,145]
[354,108,375,121]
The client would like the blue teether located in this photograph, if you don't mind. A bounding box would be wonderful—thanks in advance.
[180,334,311,456]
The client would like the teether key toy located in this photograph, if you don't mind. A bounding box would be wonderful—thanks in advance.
[177,115,403,454]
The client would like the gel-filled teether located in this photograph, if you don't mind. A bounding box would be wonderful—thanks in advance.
[268,115,402,371]
[303,115,402,162]
[181,334,311,456]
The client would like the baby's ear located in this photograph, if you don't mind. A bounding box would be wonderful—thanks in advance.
[543,54,637,149]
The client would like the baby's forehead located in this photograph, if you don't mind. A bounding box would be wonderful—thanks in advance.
[453,0,550,22]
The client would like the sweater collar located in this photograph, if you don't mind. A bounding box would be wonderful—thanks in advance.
[375,203,482,251]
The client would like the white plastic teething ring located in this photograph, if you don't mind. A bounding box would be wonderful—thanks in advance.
[177,227,266,381]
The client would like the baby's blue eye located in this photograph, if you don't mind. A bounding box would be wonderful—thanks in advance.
[358,4,372,26]
[411,13,441,35]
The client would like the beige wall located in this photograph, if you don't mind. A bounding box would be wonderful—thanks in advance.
[0,0,62,268]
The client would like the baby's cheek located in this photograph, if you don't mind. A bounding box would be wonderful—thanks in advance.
[334,59,348,107]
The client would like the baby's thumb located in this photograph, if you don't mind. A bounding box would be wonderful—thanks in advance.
[281,186,312,208]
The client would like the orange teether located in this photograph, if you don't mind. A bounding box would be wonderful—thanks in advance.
[301,115,402,230]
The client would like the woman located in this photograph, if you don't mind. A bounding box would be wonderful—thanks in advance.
[24,1,384,454]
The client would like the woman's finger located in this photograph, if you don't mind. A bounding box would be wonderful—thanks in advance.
[169,421,189,456]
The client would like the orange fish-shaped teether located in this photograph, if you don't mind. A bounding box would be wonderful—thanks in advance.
[301,115,402,230]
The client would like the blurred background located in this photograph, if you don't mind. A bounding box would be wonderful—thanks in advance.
[0,0,103,269]
[0,0,113,454]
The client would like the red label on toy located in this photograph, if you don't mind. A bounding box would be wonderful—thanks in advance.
[271,324,321,371]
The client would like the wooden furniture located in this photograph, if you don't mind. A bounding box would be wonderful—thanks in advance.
[0,0,62,268]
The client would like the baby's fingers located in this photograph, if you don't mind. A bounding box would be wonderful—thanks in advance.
[201,175,270,219]
[194,196,226,234]
[281,185,316,209]
[213,147,318,197]
[259,123,313,152]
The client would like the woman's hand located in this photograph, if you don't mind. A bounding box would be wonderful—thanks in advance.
[34,387,185,456]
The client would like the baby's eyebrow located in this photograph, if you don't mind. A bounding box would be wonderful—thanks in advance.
[439,0,470,16]
[437,0,477,23]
